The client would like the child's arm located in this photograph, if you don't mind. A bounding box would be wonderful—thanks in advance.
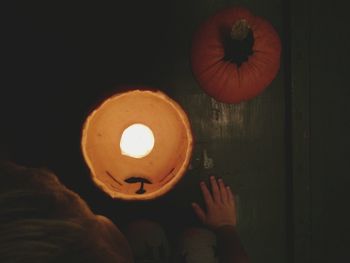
[192,176,250,263]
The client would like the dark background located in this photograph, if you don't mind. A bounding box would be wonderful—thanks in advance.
[1,0,349,262]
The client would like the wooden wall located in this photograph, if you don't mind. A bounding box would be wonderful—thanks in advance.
[291,0,350,262]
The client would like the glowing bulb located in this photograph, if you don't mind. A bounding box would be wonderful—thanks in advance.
[120,123,155,158]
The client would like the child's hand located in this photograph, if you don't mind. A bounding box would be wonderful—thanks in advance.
[192,176,237,229]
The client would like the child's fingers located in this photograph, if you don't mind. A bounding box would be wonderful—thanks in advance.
[218,178,228,203]
[210,176,221,203]
[200,181,213,207]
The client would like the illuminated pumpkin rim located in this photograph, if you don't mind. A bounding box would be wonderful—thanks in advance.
[81,89,193,201]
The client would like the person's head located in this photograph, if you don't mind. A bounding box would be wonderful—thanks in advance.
[0,161,133,263]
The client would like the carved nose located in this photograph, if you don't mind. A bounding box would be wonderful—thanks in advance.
[124,177,152,194]
[124,177,151,184]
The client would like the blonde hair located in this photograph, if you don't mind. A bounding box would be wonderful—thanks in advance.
[0,162,128,263]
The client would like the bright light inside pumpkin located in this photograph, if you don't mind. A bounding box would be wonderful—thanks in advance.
[120,123,155,158]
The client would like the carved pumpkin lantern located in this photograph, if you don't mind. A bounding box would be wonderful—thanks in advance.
[81,89,193,200]
[191,6,281,103]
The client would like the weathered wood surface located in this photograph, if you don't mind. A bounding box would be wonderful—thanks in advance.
[307,0,350,262]
[290,0,311,262]
[157,1,288,262]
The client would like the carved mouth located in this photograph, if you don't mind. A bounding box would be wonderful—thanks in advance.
[159,167,175,185]
[106,171,123,186]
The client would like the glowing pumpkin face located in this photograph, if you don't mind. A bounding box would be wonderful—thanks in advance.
[81,90,193,200]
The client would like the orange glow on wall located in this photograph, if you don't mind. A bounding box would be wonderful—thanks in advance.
[81,89,193,200]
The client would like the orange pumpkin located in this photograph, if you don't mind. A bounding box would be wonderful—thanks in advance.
[191,6,281,103]
[81,89,193,200]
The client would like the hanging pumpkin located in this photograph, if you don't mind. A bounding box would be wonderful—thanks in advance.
[191,6,281,103]
[81,89,193,201]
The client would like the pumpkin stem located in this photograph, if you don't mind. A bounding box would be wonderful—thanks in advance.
[231,19,250,40]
